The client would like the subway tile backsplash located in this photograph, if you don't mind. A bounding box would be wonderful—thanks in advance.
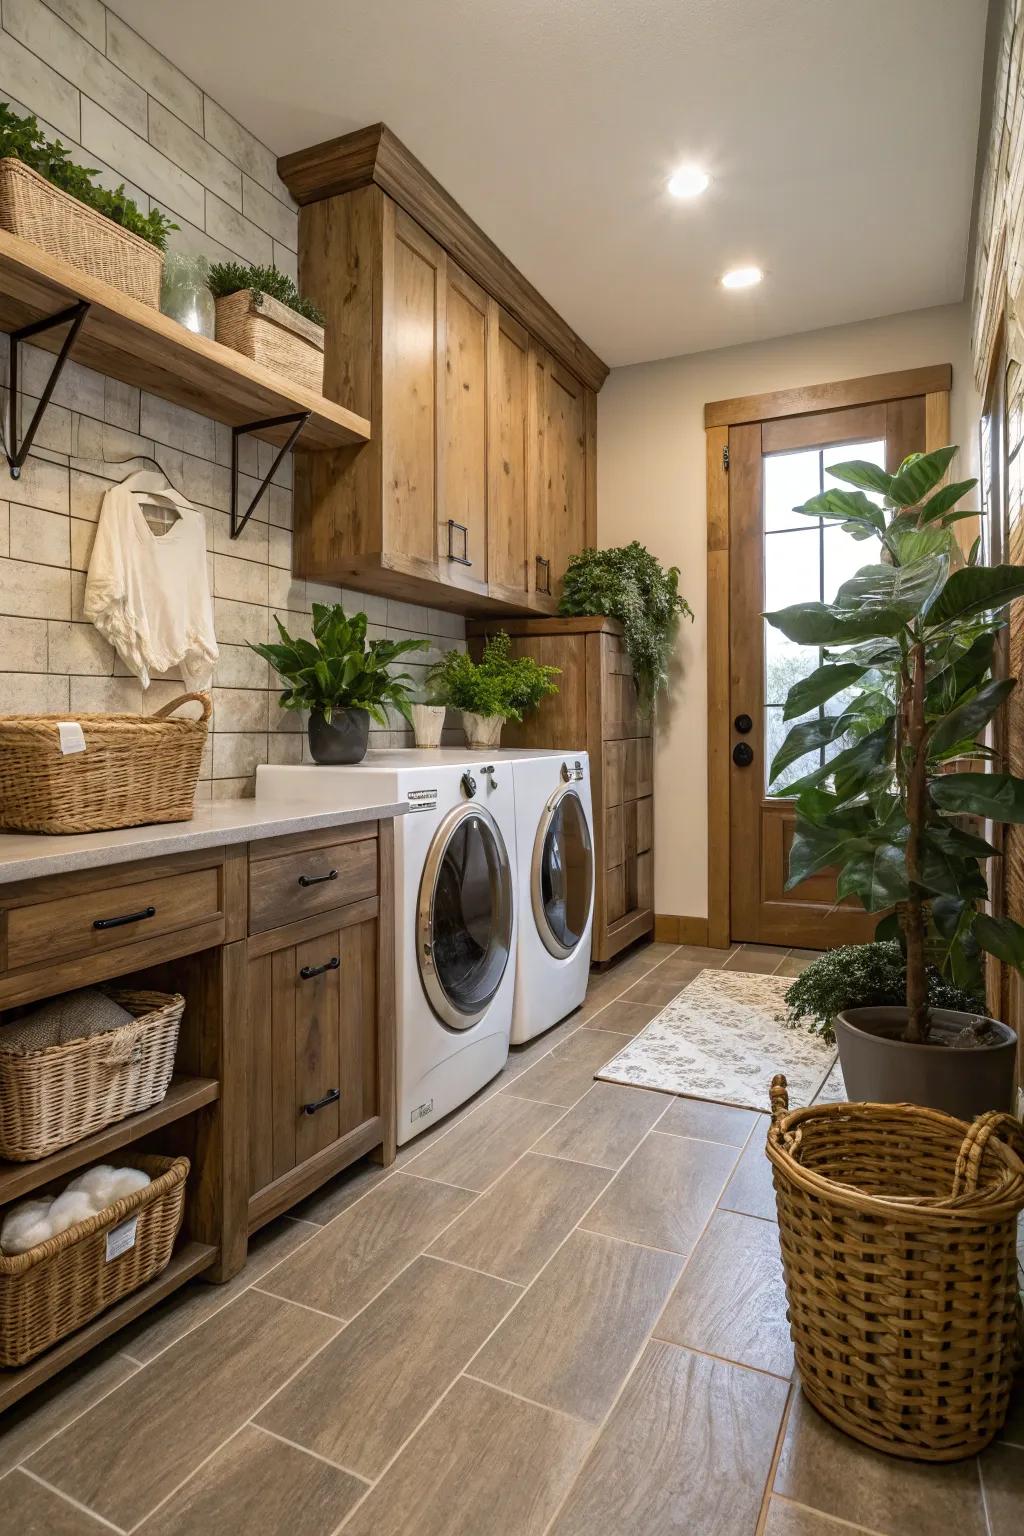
[0,0,466,797]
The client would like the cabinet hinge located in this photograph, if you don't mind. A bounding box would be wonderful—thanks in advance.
[722,444,730,472]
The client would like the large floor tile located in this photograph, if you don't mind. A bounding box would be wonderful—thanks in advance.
[582,998,665,1034]
[0,1470,108,1532]
[669,944,736,967]
[506,1028,634,1106]
[428,1152,611,1284]
[471,1229,682,1421]
[289,1156,394,1224]
[504,1012,588,1073]
[257,1256,519,1479]
[341,1376,593,1536]
[658,1095,759,1147]
[402,1093,565,1190]
[776,951,823,977]
[619,963,702,1008]
[580,1131,737,1254]
[137,1424,366,1536]
[656,1209,794,1378]
[0,1345,138,1478]
[548,1340,789,1536]
[773,1391,987,1536]
[534,1082,668,1169]
[981,1442,1024,1536]
[763,1497,876,1534]
[256,1172,476,1320]
[1000,1377,1024,1446]
[720,1117,777,1220]
[28,1289,339,1530]
[725,944,790,974]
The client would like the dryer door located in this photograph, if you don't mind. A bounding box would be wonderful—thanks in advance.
[533,786,594,959]
[418,804,514,1030]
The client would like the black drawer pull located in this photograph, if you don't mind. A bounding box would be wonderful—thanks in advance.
[535,554,551,595]
[93,905,156,931]
[301,1087,340,1116]
[447,518,471,566]
[297,869,339,888]
[299,956,340,980]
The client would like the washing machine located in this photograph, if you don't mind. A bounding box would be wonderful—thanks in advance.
[256,752,517,1144]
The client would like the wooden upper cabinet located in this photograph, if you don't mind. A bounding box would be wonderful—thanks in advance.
[440,260,490,599]
[487,304,531,606]
[532,348,590,609]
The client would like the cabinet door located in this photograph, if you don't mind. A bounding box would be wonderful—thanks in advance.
[532,346,587,607]
[440,260,490,595]
[487,304,531,605]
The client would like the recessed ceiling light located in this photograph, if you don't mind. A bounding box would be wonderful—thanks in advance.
[667,165,710,199]
[721,265,763,289]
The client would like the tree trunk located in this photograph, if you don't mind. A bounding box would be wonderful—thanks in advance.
[902,638,930,1043]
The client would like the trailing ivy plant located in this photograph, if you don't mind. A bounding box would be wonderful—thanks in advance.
[250,603,426,725]
[0,103,176,249]
[784,941,984,1046]
[207,260,325,326]
[426,631,559,721]
[559,542,693,707]
[765,445,1024,1044]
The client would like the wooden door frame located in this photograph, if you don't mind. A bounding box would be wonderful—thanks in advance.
[704,364,953,949]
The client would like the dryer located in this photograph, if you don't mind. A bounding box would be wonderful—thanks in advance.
[256,752,518,1144]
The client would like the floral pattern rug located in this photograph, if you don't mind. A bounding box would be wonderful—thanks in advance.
[596,968,838,1111]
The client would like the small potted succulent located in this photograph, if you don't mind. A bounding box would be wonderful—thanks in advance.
[251,603,426,764]
[207,261,326,392]
[426,632,559,749]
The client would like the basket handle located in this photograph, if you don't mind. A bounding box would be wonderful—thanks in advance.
[100,1018,147,1067]
[770,1074,790,1121]
[951,1110,1024,1198]
[153,691,212,723]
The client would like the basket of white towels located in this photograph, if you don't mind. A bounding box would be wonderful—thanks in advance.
[0,1154,189,1366]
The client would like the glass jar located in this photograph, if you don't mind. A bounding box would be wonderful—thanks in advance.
[160,252,216,338]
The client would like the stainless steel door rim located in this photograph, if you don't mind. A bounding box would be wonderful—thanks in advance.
[532,784,594,959]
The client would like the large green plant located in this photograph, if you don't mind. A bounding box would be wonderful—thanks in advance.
[765,445,1024,1043]
[784,941,983,1046]
[207,261,325,326]
[559,542,693,706]
[426,631,559,720]
[251,604,426,725]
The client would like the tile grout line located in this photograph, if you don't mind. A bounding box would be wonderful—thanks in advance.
[754,1382,796,1536]
[16,1465,129,1534]
[977,1455,994,1536]
[460,1373,599,1430]
[121,1423,253,1535]
[251,1422,370,1486]
[0,1353,146,1478]
[768,1491,891,1536]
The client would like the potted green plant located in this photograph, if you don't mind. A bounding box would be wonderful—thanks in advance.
[784,941,984,1045]
[207,261,326,392]
[251,603,426,764]
[559,541,694,707]
[766,444,1024,1117]
[427,632,559,748]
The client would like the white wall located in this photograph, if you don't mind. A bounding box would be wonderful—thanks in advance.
[598,301,979,922]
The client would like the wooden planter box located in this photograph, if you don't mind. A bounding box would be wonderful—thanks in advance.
[214,288,325,392]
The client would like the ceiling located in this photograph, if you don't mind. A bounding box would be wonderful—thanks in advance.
[113,0,989,369]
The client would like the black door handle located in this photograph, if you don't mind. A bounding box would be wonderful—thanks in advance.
[93,905,156,930]
[301,1087,340,1116]
[299,956,340,980]
[734,713,753,734]
[297,869,339,888]
[733,743,754,767]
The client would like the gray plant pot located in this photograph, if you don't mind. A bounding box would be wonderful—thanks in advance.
[835,1007,1018,1120]
[307,707,369,765]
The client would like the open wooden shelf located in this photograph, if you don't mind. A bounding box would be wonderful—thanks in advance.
[0,1074,219,1206]
[0,228,370,449]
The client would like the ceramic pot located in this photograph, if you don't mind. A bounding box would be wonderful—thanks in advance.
[411,704,446,748]
[307,707,369,765]
[463,712,505,749]
[835,1006,1018,1119]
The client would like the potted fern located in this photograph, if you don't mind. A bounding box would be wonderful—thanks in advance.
[765,445,1024,1117]
[427,632,559,748]
[208,262,325,392]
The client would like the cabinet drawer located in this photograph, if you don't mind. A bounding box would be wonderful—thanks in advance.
[249,836,378,935]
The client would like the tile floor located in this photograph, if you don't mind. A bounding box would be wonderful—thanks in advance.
[1,940,1021,1535]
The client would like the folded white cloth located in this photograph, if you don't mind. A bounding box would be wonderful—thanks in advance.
[0,1164,152,1255]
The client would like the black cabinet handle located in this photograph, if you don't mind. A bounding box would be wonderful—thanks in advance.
[535,554,551,595]
[299,956,340,980]
[93,905,156,931]
[301,1087,340,1116]
[297,869,339,888]
[447,519,471,566]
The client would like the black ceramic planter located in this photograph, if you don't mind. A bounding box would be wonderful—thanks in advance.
[835,1006,1018,1119]
[307,707,370,765]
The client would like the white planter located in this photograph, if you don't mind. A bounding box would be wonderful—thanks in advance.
[463,712,505,749]
[411,704,446,748]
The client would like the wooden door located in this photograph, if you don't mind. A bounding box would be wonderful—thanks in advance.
[440,259,490,597]
[488,303,531,605]
[532,346,587,607]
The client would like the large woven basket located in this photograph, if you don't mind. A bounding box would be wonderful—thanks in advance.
[0,989,184,1162]
[0,1153,188,1366]
[767,1074,1024,1461]
[0,691,211,834]
[214,288,324,392]
[0,158,163,307]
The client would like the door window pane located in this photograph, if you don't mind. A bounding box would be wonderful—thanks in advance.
[764,449,820,533]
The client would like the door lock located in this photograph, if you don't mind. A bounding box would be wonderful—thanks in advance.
[734,713,753,734]
[732,742,754,767]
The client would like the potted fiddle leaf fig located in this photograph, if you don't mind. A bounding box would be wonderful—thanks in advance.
[765,445,1024,1118]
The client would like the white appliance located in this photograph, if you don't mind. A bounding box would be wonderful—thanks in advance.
[507,751,595,1043]
[256,752,518,1144]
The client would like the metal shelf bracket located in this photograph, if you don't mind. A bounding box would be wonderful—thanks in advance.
[6,300,90,477]
[230,410,310,539]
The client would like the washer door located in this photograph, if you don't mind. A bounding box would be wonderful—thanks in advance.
[532,786,594,959]
[418,804,514,1030]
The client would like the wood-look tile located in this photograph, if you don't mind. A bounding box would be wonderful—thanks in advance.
[658,1095,759,1147]
[580,1132,737,1254]
[776,951,823,977]
[774,1391,987,1536]
[506,1028,634,1106]
[29,1290,338,1530]
[763,1497,876,1534]
[137,1424,366,1536]
[471,1229,682,1421]
[982,1442,1024,1536]
[533,1082,668,1169]
[257,1257,519,1479]
[582,998,664,1034]
[341,1376,593,1536]
[256,1173,476,1320]
[720,1117,777,1221]
[656,1209,794,1378]
[504,1012,588,1073]
[428,1152,611,1283]
[0,1345,138,1478]
[289,1156,394,1224]
[0,1470,109,1532]
[619,963,702,1008]
[1000,1377,1024,1446]
[725,944,790,974]
[548,1340,789,1536]
[669,944,736,967]
[403,1093,565,1190]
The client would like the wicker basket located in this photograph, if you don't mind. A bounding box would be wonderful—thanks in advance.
[214,288,324,392]
[767,1074,1024,1461]
[0,158,163,307]
[0,989,184,1162]
[0,1153,188,1366]
[0,691,211,835]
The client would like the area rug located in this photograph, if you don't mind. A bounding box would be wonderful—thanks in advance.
[596,968,837,1111]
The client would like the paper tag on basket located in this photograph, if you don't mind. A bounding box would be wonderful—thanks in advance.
[105,1216,138,1262]
[57,721,87,755]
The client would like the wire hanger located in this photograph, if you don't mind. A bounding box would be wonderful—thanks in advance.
[106,456,192,536]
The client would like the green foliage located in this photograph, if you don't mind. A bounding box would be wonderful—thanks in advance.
[0,103,175,249]
[558,542,694,707]
[426,631,559,721]
[250,603,426,726]
[783,942,984,1045]
[207,260,325,326]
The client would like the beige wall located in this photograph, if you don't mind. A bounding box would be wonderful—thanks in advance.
[597,301,978,923]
